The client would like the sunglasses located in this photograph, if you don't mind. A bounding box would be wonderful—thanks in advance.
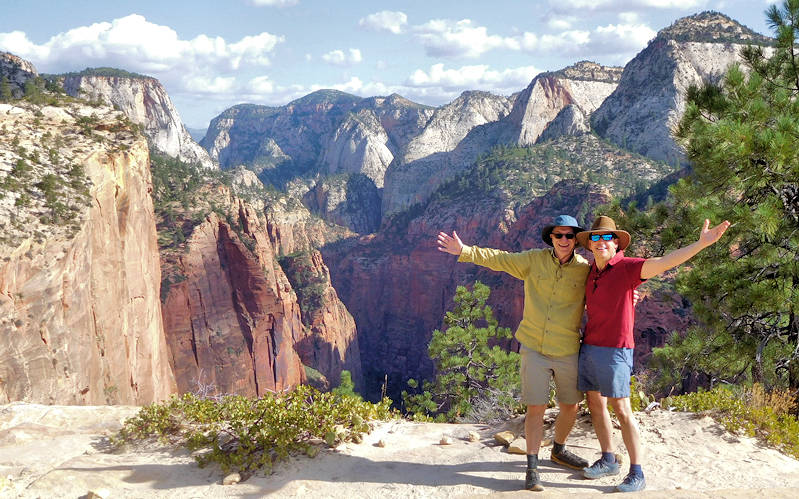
[589,234,616,241]
[552,233,575,239]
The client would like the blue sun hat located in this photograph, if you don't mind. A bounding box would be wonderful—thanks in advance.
[541,214,584,246]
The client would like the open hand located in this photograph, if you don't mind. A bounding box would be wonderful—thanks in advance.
[437,231,464,256]
[698,219,731,248]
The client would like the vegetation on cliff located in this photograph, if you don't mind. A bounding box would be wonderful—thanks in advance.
[657,11,774,46]
[0,83,140,249]
[430,134,676,212]
[277,250,329,323]
[150,150,233,252]
[55,67,152,79]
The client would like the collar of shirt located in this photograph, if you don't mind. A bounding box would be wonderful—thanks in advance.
[549,248,576,266]
[594,249,625,274]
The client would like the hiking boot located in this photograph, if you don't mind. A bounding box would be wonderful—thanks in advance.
[551,447,589,470]
[525,468,544,491]
[616,473,646,492]
[582,458,620,479]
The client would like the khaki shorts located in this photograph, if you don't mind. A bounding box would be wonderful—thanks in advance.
[520,344,582,406]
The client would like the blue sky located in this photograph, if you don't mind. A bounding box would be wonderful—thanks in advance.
[0,0,777,129]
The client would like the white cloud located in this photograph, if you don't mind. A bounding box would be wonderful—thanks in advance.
[228,32,284,68]
[547,16,576,30]
[636,0,707,6]
[406,63,539,91]
[250,0,299,6]
[618,12,640,23]
[520,30,591,54]
[593,23,655,53]
[0,30,48,60]
[183,75,236,93]
[247,75,275,94]
[413,19,520,58]
[359,11,408,34]
[0,14,284,96]
[519,22,653,58]
[321,48,362,66]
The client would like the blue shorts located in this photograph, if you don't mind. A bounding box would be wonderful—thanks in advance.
[577,344,633,398]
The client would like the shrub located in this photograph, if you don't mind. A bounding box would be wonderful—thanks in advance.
[112,386,396,474]
[670,383,799,459]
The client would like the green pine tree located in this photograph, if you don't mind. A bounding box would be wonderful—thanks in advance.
[0,76,12,102]
[331,370,361,400]
[403,281,519,422]
[650,0,799,390]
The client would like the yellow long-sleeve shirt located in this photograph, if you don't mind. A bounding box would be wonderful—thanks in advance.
[458,245,589,356]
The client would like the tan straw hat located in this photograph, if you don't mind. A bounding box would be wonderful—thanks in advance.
[575,215,631,251]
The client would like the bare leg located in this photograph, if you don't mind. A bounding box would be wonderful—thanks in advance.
[609,397,641,465]
[525,404,546,455]
[553,402,578,444]
[586,390,614,453]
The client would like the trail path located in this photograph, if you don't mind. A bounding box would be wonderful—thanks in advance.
[1,403,798,497]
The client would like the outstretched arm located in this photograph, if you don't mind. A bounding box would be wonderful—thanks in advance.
[640,219,730,280]
[437,231,464,256]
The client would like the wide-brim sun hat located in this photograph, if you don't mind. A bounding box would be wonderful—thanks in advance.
[576,215,631,251]
[541,214,585,246]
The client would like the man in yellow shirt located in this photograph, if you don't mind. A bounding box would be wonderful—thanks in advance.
[437,214,590,491]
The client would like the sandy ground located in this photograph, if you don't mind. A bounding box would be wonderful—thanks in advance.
[1,402,798,498]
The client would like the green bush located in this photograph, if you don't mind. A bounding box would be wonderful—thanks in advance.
[112,386,396,474]
[331,370,361,400]
[670,384,799,459]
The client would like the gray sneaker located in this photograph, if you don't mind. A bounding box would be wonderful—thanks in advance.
[616,473,646,492]
[582,458,620,479]
[524,468,544,491]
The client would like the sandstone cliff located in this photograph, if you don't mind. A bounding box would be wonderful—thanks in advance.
[279,249,363,389]
[399,91,513,165]
[0,98,176,405]
[0,52,37,98]
[160,207,307,396]
[155,169,359,394]
[591,12,773,163]
[507,61,622,146]
[61,72,215,169]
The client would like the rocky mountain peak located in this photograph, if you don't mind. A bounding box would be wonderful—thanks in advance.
[57,66,155,81]
[288,89,362,110]
[0,52,38,97]
[384,93,431,108]
[548,60,624,83]
[591,11,774,165]
[60,68,215,168]
[657,11,773,45]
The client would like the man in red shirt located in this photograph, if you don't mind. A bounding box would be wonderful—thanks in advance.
[575,215,730,493]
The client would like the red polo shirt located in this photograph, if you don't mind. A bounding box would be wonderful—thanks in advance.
[584,251,646,349]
